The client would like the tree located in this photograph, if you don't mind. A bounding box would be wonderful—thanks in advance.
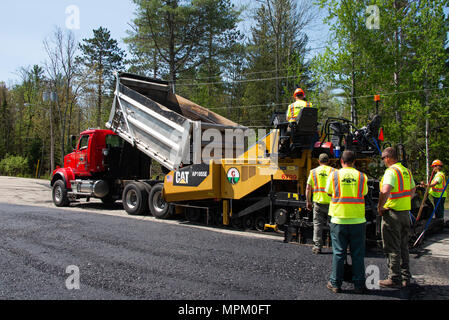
[315,0,449,180]
[186,0,242,107]
[240,0,314,126]
[77,27,125,128]
[127,0,206,89]
[44,27,79,169]
[0,83,13,158]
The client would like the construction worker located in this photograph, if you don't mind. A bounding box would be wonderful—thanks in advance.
[286,88,312,123]
[306,153,335,254]
[377,147,416,288]
[426,160,446,225]
[325,150,368,294]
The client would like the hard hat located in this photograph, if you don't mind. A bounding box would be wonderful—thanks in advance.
[294,88,305,99]
[431,160,443,167]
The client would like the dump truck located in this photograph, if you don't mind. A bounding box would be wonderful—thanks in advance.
[51,72,439,246]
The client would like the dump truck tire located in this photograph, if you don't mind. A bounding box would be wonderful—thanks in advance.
[149,183,170,219]
[122,182,147,215]
[52,180,70,207]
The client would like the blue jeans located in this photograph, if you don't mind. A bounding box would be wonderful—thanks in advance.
[330,222,366,288]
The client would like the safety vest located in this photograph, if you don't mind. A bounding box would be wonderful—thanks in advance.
[381,163,414,211]
[310,165,335,204]
[286,100,312,123]
[328,167,367,219]
[430,171,447,198]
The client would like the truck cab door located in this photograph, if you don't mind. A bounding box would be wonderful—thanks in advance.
[75,134,90,176]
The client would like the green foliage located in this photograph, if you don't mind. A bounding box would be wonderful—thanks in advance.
[239,0,314,127]
[0,154,30,177]
[313,0,449,178]
[77,27,125,128]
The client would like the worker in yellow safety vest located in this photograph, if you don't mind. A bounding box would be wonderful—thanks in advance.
[324,150,368,294]
[306,153,336,254]
[377,147,416,289]
[426,159,446,221]
[286,88,312,123]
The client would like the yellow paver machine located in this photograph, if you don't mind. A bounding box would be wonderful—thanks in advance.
[102,73,438,246]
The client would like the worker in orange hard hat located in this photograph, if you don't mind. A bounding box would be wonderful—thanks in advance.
[286,88,313,123]
[425,160,446,223]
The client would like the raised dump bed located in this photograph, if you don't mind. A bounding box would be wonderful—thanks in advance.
[107,72,246,171]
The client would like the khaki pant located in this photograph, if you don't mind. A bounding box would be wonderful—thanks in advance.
[313,203,329,248]
[381,210,411,282]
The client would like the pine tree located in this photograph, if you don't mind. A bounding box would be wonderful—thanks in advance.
[242,0,314,127]
[77,27,125,128]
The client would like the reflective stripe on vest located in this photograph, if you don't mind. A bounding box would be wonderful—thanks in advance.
[382,163,414,211]
[331,170,365,204]
[388,165,412,200]
[311,166,334,204]
[432,172,446,193]
[287,100,311,122]
[312,169,325,193]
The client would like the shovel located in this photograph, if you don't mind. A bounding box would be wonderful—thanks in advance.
[416,168,436,222]
[413,177,449,247]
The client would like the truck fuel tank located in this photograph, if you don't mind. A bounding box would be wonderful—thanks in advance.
[72,180,110,198]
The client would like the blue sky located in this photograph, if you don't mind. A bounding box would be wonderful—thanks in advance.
[0,1,136,84]
[0,0,329,85]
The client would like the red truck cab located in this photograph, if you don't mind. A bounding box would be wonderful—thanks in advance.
[51,128,152,209]
[64,129,117,177]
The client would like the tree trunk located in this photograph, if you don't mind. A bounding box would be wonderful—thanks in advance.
[50,101,55,174]
[351,52,357,125]
[97,63,103,129]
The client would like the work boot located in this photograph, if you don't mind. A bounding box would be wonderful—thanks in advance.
[353,285,369,295]
[326,282,341,294]
[378,278,401,289]
[312,246,321,254]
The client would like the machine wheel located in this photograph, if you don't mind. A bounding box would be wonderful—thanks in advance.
[255,215,267,232]
[242,216,254,230]
[149,183,170,219]
[231,217,243,229]
[52,180,70,207]
[274,208,288,226]
[122,182,148,215]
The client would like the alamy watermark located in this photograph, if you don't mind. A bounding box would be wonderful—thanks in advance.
[366,5,380,30]
[65,5,80,30]
[365,264,380,290]
[168,127,279,169]
[65,265,80,290]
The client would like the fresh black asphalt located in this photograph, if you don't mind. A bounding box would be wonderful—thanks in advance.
[0,202,445,300]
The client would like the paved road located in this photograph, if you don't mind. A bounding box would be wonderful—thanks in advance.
[0,176,448,300]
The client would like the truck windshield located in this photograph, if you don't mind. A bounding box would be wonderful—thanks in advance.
[106,135,123,148]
